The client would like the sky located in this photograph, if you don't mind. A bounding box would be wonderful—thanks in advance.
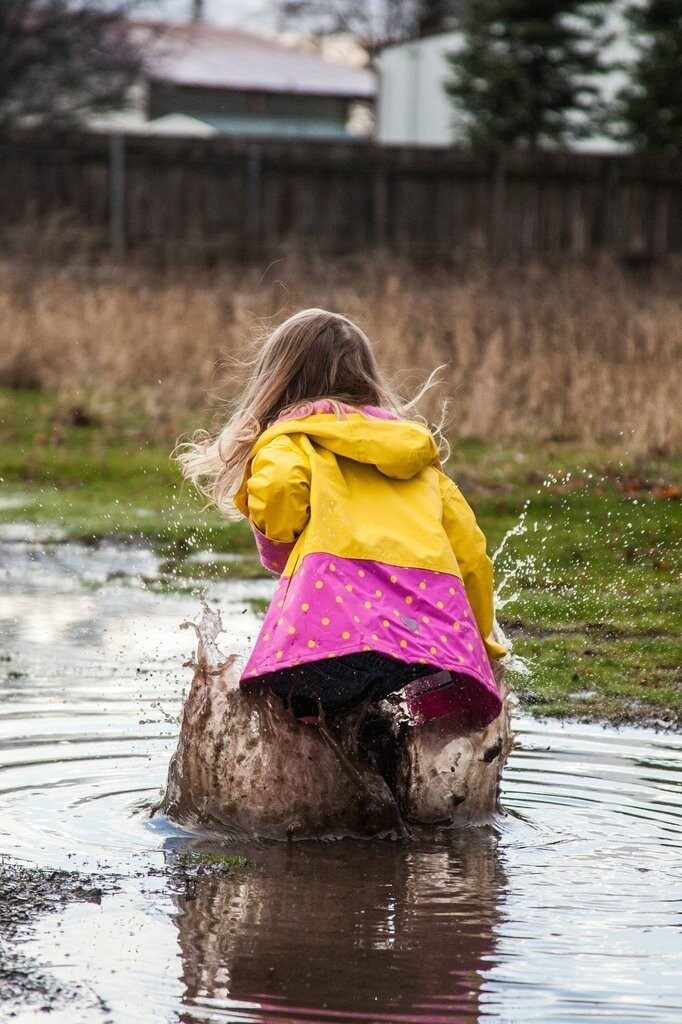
[139,0,278,31]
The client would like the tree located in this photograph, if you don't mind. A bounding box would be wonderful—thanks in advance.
[619,0,682,153]
[0,0,148,130]
[274,0,460,46]
[274,1,416,46]
[445,0,611,149]
[274,0,460,44]
[415,0,460,36]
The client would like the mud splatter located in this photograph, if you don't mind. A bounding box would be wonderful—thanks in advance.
[0,859,117,1015]
[155,601,514,838]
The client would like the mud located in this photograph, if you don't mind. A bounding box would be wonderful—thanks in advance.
[155,602,514,838]
[0,860,117,1014]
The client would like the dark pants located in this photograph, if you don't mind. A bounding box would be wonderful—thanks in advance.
[267,651,434,718]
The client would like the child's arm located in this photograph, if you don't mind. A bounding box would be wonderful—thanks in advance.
[245,436,311,574]
[440,476,507,661]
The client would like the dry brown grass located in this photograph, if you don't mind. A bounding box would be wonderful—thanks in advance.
[1,255,680,452]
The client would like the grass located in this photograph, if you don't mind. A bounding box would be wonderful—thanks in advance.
[1,386,680,728]
[1,256,680,452]
[0,387,253,556]
[456,441,681,724]
[175,852,255,874]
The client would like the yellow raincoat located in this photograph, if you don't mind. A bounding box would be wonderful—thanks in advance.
[234,407,506,670]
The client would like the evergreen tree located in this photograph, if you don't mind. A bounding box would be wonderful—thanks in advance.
[416,0,460,36]
[445,0,611,149]
[619,0,682,153]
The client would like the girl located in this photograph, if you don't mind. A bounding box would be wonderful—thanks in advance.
[179,308,506,731]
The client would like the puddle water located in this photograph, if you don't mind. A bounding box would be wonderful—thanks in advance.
[1,538,680,1023]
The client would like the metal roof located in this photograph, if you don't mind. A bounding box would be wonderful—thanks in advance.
[133,22,375,99]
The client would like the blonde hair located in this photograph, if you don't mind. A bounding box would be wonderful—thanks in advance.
[176,307,448,518]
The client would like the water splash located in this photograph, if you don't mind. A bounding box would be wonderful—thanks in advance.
[180,592,228,670]
[493,500,530,570]
[489,458,679,690]
[154,600,514,839]
[492,503,534,677]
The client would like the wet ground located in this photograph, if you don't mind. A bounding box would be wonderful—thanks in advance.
[0,536,680,1023]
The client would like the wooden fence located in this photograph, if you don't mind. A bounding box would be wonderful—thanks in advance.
[0,131,680,261]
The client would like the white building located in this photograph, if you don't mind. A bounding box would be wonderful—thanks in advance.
[375,31,463,147]
[375,22,632,151]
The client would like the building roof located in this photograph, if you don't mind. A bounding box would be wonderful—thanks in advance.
[87,110,219,137]
[132,22,375,99]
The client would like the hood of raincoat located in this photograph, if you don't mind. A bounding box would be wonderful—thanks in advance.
[240,412,440,486]
[231,404,505,672]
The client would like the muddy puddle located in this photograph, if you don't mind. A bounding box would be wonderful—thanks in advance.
[1,536,680,1023]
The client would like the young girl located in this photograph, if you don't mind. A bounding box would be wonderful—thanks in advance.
[180,308,506,731]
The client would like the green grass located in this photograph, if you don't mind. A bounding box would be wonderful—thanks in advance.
[175,852,255,873]
[457,443,681,726]
[2,387,680,727]
[0,387,253,556]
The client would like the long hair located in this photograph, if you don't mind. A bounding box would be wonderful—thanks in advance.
[176,307,447,518]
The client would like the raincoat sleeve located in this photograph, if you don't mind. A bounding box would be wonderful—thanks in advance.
[246,436,311,575]
[440,477,508,661]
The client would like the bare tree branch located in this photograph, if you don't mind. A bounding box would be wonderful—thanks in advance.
[0,0,149,129]
[275,0,416,47]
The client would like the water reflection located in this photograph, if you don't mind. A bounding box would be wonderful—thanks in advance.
[171,835,506,1023]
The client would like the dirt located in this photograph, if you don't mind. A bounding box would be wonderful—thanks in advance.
[513,690,680,732]
[0,858,118,1017]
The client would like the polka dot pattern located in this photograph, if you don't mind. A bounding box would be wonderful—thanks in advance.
[240,554,499,719]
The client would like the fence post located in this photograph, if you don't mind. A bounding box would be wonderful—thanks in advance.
[109,133,125,257]
[246,144,262,254]
[488,151,507,257]
[651,186,669,258]
[603,158,621,252]
[372,162,388,249]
